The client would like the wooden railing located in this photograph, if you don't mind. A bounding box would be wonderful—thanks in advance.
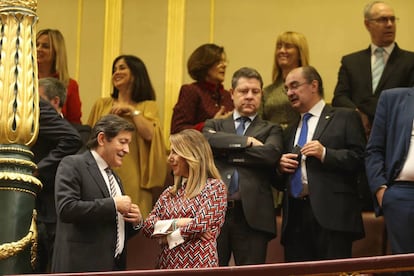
[20,253,414,276]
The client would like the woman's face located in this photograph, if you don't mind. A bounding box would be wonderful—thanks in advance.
[36,34,54,67]
[276,42,300,71]
[168,149,189,177]
[205,53,227,84]
[112,58,134,91]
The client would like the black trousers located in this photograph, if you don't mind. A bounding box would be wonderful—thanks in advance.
[217,200,270,266]
[35,221,56,273]
[283,197,353,262]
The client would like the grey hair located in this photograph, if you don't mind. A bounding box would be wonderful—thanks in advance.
[363,1,387,19]
[39,77,67,108]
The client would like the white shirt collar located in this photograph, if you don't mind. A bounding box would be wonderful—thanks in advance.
[371,42,395,56]
[90,150,110,171]
[303,99,325,118]
[232,110,257,122]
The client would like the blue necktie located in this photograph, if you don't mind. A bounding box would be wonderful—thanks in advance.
[290,113,312,198]
[228,117,250,196]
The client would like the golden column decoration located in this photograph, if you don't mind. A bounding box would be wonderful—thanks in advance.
[0,0,42,274]
[163,0,185,144]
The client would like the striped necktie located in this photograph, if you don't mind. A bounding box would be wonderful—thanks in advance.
[105,168,122,257]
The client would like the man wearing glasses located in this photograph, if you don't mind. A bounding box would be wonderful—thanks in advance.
[332,0,414,211]
[278,66,365,262]
[333,0,414,137]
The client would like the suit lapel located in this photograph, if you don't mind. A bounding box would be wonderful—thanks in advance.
[223,114,236,133]
[312,106,335,140]
[402,90,414,153]
[85,152,110,197]
[244,116,262,136]
[376,45,400,94]
[361,47,374,94]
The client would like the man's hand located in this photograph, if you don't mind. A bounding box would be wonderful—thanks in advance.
[114,195,132,214]
[302,140,325,161]
[278,153,299,174]
[123,203,142,226]
[213,106,232,119]
[247,136,263,146]
[376,186,387,207]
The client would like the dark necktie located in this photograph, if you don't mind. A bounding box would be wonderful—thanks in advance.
[228,117,250,197]
[105,168,122,257]
[290,113,312,198]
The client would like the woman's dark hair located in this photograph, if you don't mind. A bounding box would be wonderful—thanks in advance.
[187,44,225,81]
[111,55,156,102]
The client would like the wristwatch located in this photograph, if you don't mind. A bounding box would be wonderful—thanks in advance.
[131,110,141,117]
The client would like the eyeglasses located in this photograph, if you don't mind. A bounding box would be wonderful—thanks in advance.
[368,16,399,24]
[283,81,308,94]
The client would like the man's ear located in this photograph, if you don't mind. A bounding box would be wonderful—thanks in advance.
[97,132,106,146]
[51,96,60,108]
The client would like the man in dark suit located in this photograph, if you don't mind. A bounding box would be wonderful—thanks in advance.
[31,98,82,272]
[52,114,143,273]
[366,87,414,266]
[332,1,414,211]
[203,67,283,265]
[278,66,365,262]
[39,77,91,153]
[332,1,414,136]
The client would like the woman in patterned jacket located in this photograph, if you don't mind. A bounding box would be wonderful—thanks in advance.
[143,129,227,268]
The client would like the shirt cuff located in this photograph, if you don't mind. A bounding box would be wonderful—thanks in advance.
[133,220,143,230]
[152,219,174,237]
[166,229,185,249]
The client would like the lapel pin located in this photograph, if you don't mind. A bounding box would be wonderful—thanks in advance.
[325,115,330,120]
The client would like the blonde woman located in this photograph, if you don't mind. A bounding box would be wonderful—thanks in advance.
[261,31,310,129]
[36,29,82,124]
[143,129,227,269]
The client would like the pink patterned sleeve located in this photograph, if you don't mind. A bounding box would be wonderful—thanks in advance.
[180,178,227,239]
[142,188,170,238]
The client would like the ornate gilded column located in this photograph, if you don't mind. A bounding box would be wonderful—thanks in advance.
[0,0,41,274]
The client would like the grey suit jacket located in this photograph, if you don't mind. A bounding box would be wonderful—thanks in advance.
[280,105,366,244]
[203,115,283,237]
[332,43,414,121]
[52,151,138,273]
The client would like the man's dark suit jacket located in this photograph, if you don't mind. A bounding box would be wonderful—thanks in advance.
[52,151,139,272]
[280,105,366,244]
[203,115,283,237]
[31,99,82,223]
[365,88,414,215]
[332,43,414,122]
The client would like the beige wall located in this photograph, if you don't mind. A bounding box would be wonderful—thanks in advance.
[37,0,414,135]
